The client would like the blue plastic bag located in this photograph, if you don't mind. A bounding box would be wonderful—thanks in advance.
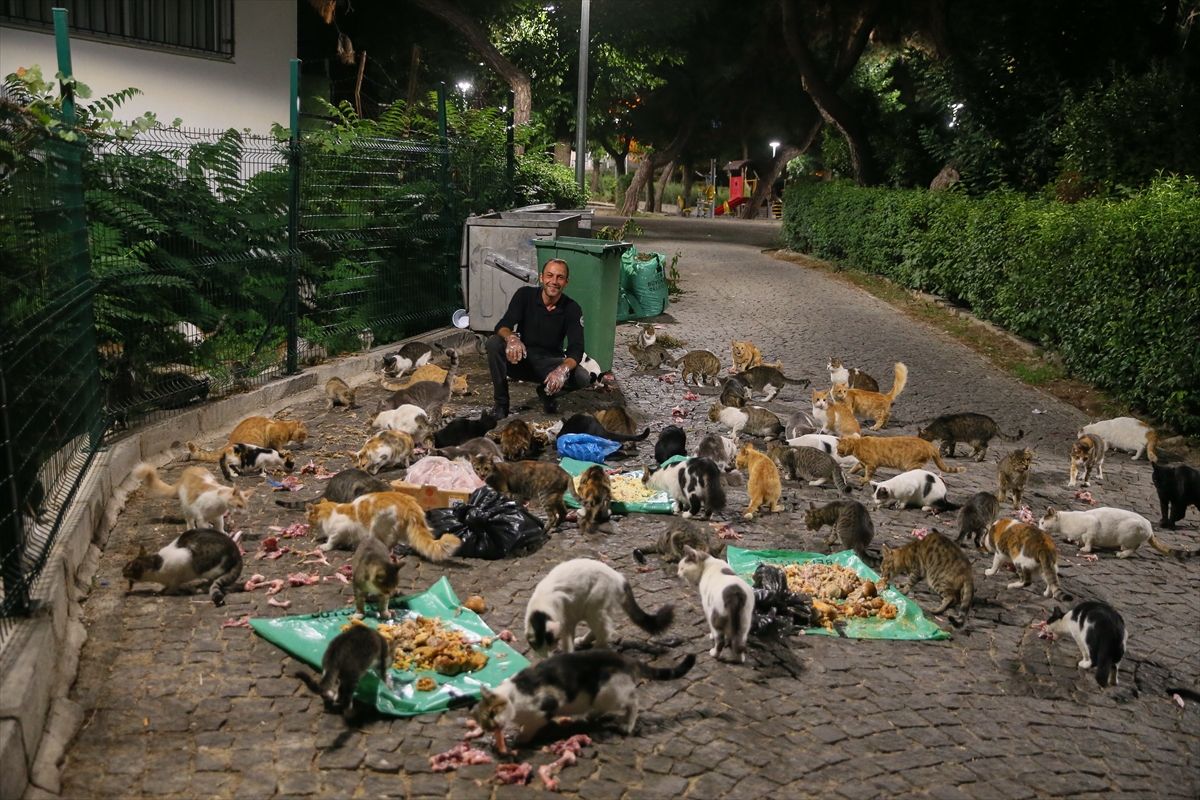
[556,433,621,464]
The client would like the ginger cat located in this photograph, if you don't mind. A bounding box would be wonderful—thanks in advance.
[188,416,308,463]
[731,339,781,372]
[811,389,862,437]
[133,464,252,533]
[305,492,461,561]
[830,362,908,430]
[735,443,783,520]
[837,436,967,483]
[381,363,469,395]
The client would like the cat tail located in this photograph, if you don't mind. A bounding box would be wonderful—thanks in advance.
[275,495,314,509]
[133,463,178,497]
[442,349,459,387]
[930,452,968,474]
[294,669,331,700]
[854,545,881,569]
[607,427,651,443]
[833,467,851,495]
[1145,429,1157,462]
[208,551,244,606]
[380,377,407,391]
[996,427,1024,442]
[634,653,696,681]
[404,518,462,563]
[620,580,674,634]
[948,582,974,629]
[1147,535,1198,559]
[931,497,961,512]
[1168,687,1200,703]
[780,371,811,387]
[885,362,908,402]
[186,441,224,462]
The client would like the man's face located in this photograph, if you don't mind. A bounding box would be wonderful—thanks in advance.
[541,262,569,302]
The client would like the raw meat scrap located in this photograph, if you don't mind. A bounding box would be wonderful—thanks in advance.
[429,742,492,772]
[492,763,533,785]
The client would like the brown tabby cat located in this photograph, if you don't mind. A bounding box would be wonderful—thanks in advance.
[997,447,1033,508]
[669,350,723,386]
[187,416,308,463]
[1068,433,1106,487]
[830,362,908,430]
[837,436,967,483]
[575,465,613,533]
[804,500,877,566]
[811,389,862,437]
[981,519,1070,600]
[594,406,640,452]
[470,456,581,531]
[496,419,540,461]
[731,339,781,372]
[735,443,783,520]
[381,363,469,395]
[767,444,850,493]
[351,537,404,620]
[325,377,357,410]
[879,531,974,628]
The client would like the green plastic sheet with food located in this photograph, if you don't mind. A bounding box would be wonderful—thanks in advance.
[725,547,951,641]
[559,456,687,515]
[249,577,531,716]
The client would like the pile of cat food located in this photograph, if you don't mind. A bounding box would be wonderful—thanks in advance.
[575,471,662,504]
[348,616,489,676]
[781,563,897,625]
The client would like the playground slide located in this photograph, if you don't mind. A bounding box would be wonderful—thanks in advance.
[714,195,748,216]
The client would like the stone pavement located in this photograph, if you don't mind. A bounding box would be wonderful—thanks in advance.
[58,217,1198,799]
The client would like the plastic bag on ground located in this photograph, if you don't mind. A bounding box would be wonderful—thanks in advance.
[405,456,486,493]
[556,434,621,464]
[427,486,547,559]
[751,563,815,639]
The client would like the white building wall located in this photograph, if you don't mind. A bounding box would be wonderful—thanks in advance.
[0,1,295,134]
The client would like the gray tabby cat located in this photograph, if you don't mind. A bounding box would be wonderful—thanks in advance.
[804,500,877,566]
[434,437,504,462]
[879,531,974,628]
[957,491,1000,546]
[632,518,727,564]
[295,625,397,719]
[669,350,723,386]
[628,343,674,371]
[376,349,458,424]
[694,433,739,471]
[784,410,819,438]
[767,444,850,493]
[276,467,389,509]
[121,529,243,606]
[718,378,748,408]
[732,365,811,402]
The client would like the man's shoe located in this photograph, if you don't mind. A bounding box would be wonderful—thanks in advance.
[489,404,509,420]
[542,396,559,414]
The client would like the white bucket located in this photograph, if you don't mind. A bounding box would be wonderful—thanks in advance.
[452,309,470,329]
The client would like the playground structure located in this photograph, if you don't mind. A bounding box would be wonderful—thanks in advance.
[677,158,783,219]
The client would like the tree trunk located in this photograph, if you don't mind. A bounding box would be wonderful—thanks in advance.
[655,159,675,212]
[407,0,532,126]
[619,113,699,216]
[591,158,601,195]
[740,120,824,218]
[681,158,694,209]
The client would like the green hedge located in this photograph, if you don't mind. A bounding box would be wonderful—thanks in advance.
[781,179,1200,435]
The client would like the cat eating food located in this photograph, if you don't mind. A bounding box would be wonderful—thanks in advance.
[1039,506,1196,558]
[804,500,877,566]
[870,470,959,511]
[371,404,432,441]
[643,458,726,519]
[767,444,850,493]
[654,425,688,464]
[496,419,541,462]
[434,412,498,449]
[133,463,252,533]
[122,528,243,606]
[275,468,389,509]
[980,519,1070,600]
[957,491,1000,546]
[575,465,613,533]
[305,492,461,560]
[325,377,357,410]
[708,401,784,440]
[632,518,726,564]
[1045,601,1126,688]
[381,340,436,378]
[470,457,580,531]
[917,412,1023,462]
[677,545,755,662]
[879,531,973,628]
[187,416,308,465]
[731,365,811,402]
[295,625,397,719]
[351,537,404,620]
[695,434,739,472]
[350,430,416,475]
[376,349,459,425]
[219,443,294,481]
[560,413,651,445]
[628,342,674,371]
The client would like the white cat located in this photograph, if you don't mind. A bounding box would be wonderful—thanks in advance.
[1039,507,1156,557]
[133,464,252,533]
[788,434,858,469]
[1079,417,1157,462]
[371,404,430,437]
[524,559,675,655]
[677,546,754,663]
[871,470,954,511]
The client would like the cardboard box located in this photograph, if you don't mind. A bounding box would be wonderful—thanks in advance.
[389,480,472,510]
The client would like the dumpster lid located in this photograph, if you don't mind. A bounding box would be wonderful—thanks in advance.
[532,236,631,254]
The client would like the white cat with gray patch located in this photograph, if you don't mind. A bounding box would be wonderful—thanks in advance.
[677,546,754,663]
[871,470,959,511]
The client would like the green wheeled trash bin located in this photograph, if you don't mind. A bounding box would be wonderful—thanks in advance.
[531,236,631,373]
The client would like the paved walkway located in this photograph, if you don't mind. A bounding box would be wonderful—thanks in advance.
[60,217,1198,799]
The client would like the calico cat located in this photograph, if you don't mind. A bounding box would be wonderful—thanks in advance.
[879,531,974,628]
[767,444,849,493]
[497,419,541,462]
[997,447,1033,508]
[325,377,357,410]
[276,468,389,509]
[434,412,498,448]
[677,545,755,662]
[784,410,819,439]
[376,349,459,424]
[560,413,651,444]
[633,518,726,564]
[804,500,877,565]
[827,357,879,392]
[295,625,397,719]
[811,389,862,437]
[1039,506,1195,558]
[980,519,1070,600]
[575,465,612,533]
[305,492,461,560]
[643,457,726,519]
[731,365,810,402]
[349,430,415,475]
[1045,601,1127,688]
[187,416,308,464]
[122,528,243,605]
[628,343,674,370]
[1068,433,1106,487]
[525,559,674,654]
[382,340,435,378]
[654,425,688,464]
[473,650,695,747]
[718,378,748,408]
[837,436,967,483]
[470,457,580,531]
[917,413,1023,462]
[695,434,739,472]
[830,362,908,430]
[636,323,657,348]
[372,404,432,440]
[381,363,468,395]
[735,443,783,520]
[351,537,403,620]
[219,443,294,481]
[871,470,959,511]
[708,401,784,440]
[133,464,252,533]
[1080,417,1157,462]
[1151,461,1200,529]
[957,491,1000,546]
[433,437,504,463]
[731,339,781,372]
[669,350,723,386]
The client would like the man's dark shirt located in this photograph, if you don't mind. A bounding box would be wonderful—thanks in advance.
[495,286,585,363]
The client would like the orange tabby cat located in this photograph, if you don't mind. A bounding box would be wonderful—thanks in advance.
[188,416,308,463]
[830,362,908,430]
[305,492,460,561]
[734,443,783,519]
[731,339,782,372]
[133,463,252,533]
[381,364,469,395]
[981,518,1069,600]
[812,389,862,437]
[837,436,967,483]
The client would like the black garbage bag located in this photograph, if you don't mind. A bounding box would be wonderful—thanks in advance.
[426,487,547,560]
[751,563,816,638]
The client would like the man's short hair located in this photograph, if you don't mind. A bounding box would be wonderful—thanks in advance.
[542,258,570,279]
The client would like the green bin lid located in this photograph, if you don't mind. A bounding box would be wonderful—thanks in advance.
[532,236,632,254]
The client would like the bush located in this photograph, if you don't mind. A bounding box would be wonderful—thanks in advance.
[514,154,587,209]
[782,179,1200,434]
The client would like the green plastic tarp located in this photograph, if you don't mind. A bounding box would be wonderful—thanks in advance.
[249,576,531,716]
[559,456,688,514]
[725,547,951,641]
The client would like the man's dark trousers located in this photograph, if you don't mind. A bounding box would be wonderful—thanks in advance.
[486,335,591,408]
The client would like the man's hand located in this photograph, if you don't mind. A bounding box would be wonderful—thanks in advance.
[505,334,526,364]
[544,363,571,395]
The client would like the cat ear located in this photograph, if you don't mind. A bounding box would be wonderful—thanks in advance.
[137,545,148,557]
[881,544,892,555]
[808,501,816,509]
[1045,507,1057,517]
[479,686,494,699]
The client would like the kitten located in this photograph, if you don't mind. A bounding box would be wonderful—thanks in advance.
[669,350,723,386]
[1151,461,1200,529]
[1040,506,1195,558]
[980,519,1070,600]
[575,465,612,533]
[804,500,877,566]
[837,436,967,484]
[735,443,783,520]
[811,389,862,437]
[376,349,459,425]
[305,492,461,560]
[784,410,819,439]
[276,468,389,509]
[731,365,810,402]
[382,341,435,378]
[351,537,404,620]
[628,342,674,371]
[1068,433,1106,487]
[879,531,974,628]
[560,413,651,445]
[871,470,959,511]
[473,650,695,747]
[433,437,504,463]
[643,458,726,519]
[372,404,432,440]
[219,443,294,481]
[830,362,908,430]
[122,528,243,605]
[295,625,397,719]
[434,412,498,448]
[957,491,1000,546]
[325,377,357,410]
[827,357,879,392]
[1045,601,1127,688]
[731,339,781,372]
[497,419,541,462]
[718,378,748,408]
[997,447,1034,508]
[707,401,784,440]
[654,425,688,464]
[767,444,849,493]
[1079,417,1157,462]
[695,434,739,472]
[187,417,308,464]
[358,328,375,351]
[525,558,674,654]
[133,464,252,533]
[917,412,1023,462]
[636,323,657,348]
[470,457,580,531]
[677,545,755,662]
[633,518,726,564]
[381,363,468,395]
[349,430,415,475]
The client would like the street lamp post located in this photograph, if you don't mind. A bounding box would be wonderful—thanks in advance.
[575,0,591,190]
[456,80,472,113]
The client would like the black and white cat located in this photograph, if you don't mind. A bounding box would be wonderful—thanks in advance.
[295,625,397,718]
[381,341,435,378]
[219,443,294,481]
[677,545,754,662]
[871,470,959,511]
[121,529,243,606]
[643,457,726,519]
[654,425,688,464]
[1045,601,1127,688]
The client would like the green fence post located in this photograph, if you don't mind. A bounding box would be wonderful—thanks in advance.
[286,58,301,375]
[0,365,30,615]
[506,90,515,208]
[52,8,75,127]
